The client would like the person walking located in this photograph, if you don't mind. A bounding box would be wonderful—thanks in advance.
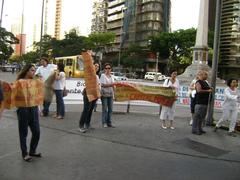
[192,70,212,135]
[160,70,180,129]
[53,63,66,119]
[16,64,43,162]
[79,62,100,133]
[214,79,239,137]
[35,56,57,116]
[100,63,115,128]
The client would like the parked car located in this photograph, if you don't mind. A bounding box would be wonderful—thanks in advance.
[144,72,166,81]
[111,72,128,81]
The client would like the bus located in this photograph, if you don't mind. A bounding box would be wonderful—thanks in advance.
[53,55,84,78]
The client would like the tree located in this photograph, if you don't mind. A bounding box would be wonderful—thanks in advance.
[0,27,19,63]
[121,44,146,70]
[149,28,214,72]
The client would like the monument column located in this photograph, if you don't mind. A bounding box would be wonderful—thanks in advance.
[178,0,211,82]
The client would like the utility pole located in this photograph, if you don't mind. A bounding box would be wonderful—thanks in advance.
[0,0,4,27]
[39,0,45,59]
[206,0,222,126]
[20,0,24,57]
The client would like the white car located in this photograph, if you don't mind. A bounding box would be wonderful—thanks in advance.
[144,72,166,81]
[111,72,128,81]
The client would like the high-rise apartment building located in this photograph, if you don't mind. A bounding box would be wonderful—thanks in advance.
[55,0,62,40]
[91,0,108,33]
[209,0,240,79]
[92,0,171,50]
[106,0,171,50]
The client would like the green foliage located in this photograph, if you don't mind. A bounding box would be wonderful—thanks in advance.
[88,32,115,51]
[149,28,215,72]
[121,44,146,69]
[0,27,19,63]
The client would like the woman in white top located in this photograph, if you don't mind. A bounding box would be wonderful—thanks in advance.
[53,63,66,119]
[100,63,115,128]
[160,70,180,129]
[215,79,239,137]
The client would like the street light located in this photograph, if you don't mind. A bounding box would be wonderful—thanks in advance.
[118,7,127,69]
[39,0,45,58]
[0,0,5,27]
[206,0,222,126]
[154,52,159,82]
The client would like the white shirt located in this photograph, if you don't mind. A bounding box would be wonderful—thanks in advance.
[35,64,57,82]
[53,72,66,90]
[222,87,239,110]
[100,73,115,96]
[163,78,180,94]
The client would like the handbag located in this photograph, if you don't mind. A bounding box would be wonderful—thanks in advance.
[63,87,68,97]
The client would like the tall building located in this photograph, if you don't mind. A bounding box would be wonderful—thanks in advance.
[91,0,108,33]
[55,0,62,40]
[209,0,240,79]
[107,0,171,50]
[15,34,26,56]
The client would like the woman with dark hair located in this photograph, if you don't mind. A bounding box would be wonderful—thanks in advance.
[160,69,179,129]
[100,63,115,128]
[16,64,42,162]
[214,78,239,137]
[53,63,66,119]
[79,62,100,133]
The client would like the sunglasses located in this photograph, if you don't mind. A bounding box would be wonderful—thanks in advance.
[105,67,111,69]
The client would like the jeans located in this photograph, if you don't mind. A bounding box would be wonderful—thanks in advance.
[54,90,65,117]
[42,101,51,116]
[17,106,40,157]
[101,96,113,125]
[79,93,97,128]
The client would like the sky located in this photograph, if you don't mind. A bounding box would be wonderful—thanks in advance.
[0,0,200,48]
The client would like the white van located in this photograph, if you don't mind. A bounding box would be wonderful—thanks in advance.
[144,72,166,81]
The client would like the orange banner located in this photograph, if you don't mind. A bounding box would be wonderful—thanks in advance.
[0,79,44,109]
[82,52,101,102]
[114,82,176,107]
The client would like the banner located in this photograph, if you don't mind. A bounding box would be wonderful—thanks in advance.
[0,79,44,109]
[82,52,101,102]
[114,82,176,107]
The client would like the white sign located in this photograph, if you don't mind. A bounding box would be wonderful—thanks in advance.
[64,78,85,103]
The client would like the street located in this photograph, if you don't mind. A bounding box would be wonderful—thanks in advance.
[0,72,240,180]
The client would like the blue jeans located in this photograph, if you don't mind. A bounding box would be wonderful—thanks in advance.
[79,93,97,128]
[101,96,113,125]
[17,106,40,157]
[42,100,51,116]
[54,90,65,117]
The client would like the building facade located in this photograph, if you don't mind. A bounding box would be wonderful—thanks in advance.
[209,0,240,79]
[91,0,108,33]
[106,0,171,50]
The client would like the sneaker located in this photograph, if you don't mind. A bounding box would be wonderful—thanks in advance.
[161,124,167,129]
[103,123,108,128]
[189,119,193,126]
[170,126,175,130]
[78,128,86,133]
[107,124,115,128]
[228,132,237,137]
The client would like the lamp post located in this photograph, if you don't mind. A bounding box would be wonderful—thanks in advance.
[206,0,222,126]
[154,52,159,82]
[39,0,45,58]
[0,0,4,27]
[118,7,127,69]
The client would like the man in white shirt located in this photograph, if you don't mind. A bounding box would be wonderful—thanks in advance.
[35,57,57,116]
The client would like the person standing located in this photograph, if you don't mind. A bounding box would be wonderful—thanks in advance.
[192,70,212,135]
[188,75,199,126]
[35,56,57,116]
[16,64,43,162]
[160,70,180,129]
[214,79,239,137]
[0,84,3,119]
[100,63,115,128]
[79,62,100,133]
[53,63,66,119]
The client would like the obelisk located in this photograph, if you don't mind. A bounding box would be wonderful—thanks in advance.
[178,0,211,82]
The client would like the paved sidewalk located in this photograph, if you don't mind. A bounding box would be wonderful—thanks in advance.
[0,104,239,180]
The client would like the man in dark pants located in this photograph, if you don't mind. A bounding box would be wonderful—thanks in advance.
[192,70,212,135]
